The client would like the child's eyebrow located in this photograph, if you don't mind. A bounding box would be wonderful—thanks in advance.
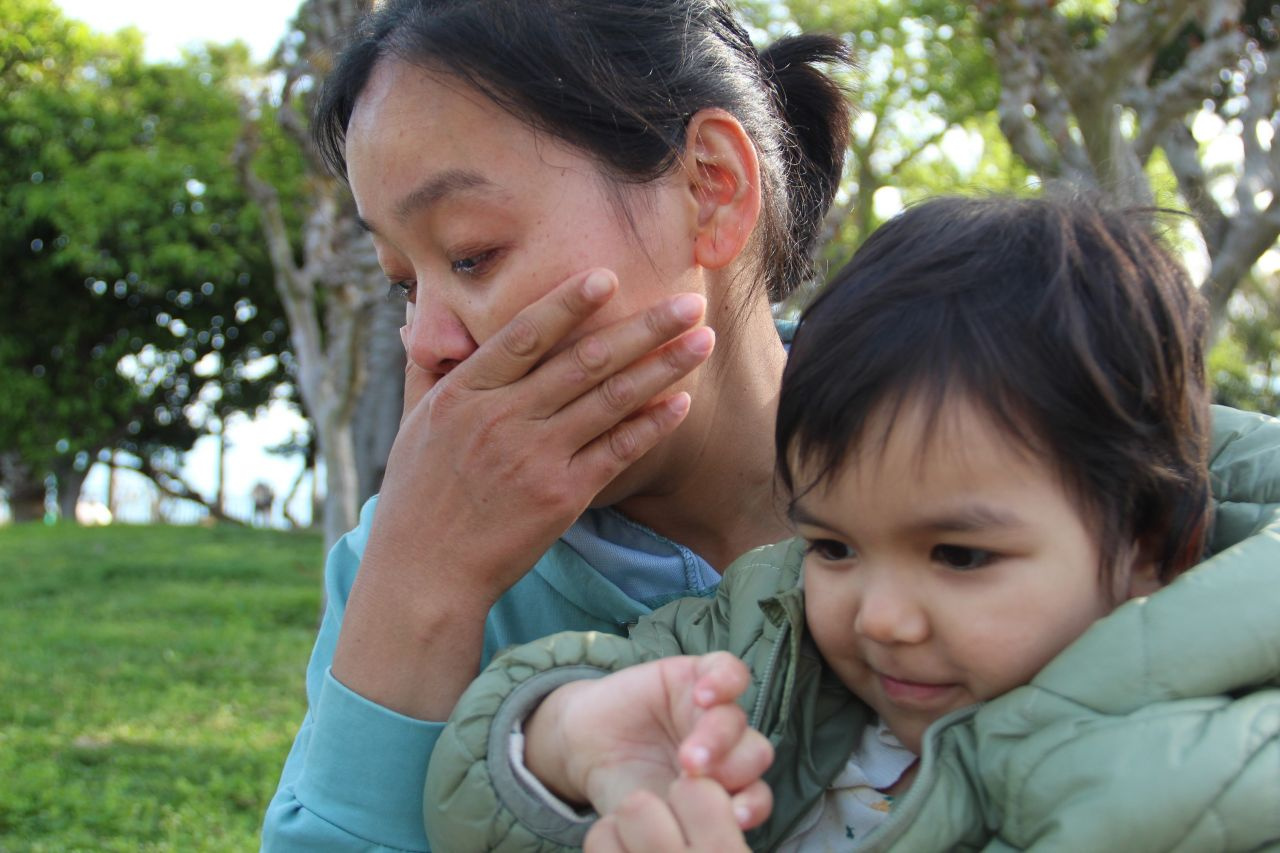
[789,501,1027,535]
[788,503,830,528]
[908,503,1027,533]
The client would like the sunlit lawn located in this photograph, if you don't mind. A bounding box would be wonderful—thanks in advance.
[0,522,323,852]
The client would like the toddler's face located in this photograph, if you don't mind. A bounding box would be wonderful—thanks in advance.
[793,395,1150,753]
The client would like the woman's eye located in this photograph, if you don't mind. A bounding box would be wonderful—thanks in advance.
[932,545,993,571]
[386,280,415,303]
[450,249,498,277]
[804,538,854,562]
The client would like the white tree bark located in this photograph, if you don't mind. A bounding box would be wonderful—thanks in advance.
[353,299,405,501]
[981,0,1279,341]
[236,0,385,552]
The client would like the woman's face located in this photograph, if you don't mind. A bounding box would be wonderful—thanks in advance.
[345,59,702,378]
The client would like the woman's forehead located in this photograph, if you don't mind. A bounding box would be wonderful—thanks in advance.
[344,60,596,227]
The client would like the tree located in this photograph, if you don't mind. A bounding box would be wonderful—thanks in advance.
[977,0,1280,341]
[0,0,292,520]
[236,0,403,552]
[736,0,1033,309]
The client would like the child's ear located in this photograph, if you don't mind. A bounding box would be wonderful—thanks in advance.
[1121,540,1162,600]
[1125,560,1162,599]
[680,108,762,270]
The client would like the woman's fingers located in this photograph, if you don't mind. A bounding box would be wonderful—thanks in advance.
[452,268,620,393]
[559,326,714,481]
[525,290,710,421]
[556,323,713,440]
[567,389,693,483]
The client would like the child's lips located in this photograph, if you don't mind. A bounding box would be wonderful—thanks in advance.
[876,672,958,706]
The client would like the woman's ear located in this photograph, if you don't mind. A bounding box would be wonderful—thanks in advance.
[681,108,762,270]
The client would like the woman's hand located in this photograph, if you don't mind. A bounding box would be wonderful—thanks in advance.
[379,266,713,597]
[523,653,774,826]
[333,268,716,720]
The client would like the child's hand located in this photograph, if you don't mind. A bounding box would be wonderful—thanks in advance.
[523,651,774,818]
[583,776,765,852]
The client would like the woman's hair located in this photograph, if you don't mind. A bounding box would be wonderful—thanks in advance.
[776,194,1212,583]
[312,0,853,301]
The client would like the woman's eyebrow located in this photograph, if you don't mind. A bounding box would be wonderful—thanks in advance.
[357,169,507,234]
[394,169,505,222]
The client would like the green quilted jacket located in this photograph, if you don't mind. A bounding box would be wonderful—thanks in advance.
[424,406,1280,851]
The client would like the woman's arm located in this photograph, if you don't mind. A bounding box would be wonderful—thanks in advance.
[263,270,714,851]
[262,498,447,851]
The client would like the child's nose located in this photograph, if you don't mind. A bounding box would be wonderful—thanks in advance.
[852,571,929,645]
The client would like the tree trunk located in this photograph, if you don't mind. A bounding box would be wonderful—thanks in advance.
[216,420,227,517]
[321,414,359,555]
[354,299,405,504]
[53,459,87,523]
[2,455,45,522]
[235,0,386,555]
[106,456,116,519]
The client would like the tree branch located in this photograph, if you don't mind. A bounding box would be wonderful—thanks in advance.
[1239,44,1280,210]
[1161,120,1230,253]
[1132,26,1247,160]
[128,455,241,523]
[234,111,328,401]
[989,21,1063,177]
[1098,0,1202,85]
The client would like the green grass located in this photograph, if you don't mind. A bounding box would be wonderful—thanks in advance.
[0,522,324,852]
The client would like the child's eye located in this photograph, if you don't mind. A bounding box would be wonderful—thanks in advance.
[932,545,993,571]
[386,280,416,304]
[450,249,499,277]
[804,538,854,562]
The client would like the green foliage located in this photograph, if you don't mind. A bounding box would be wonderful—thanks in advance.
[0,0,301,486]
[744,0,1030,311]
[0,522,322,851]
[1209,282,1280,415]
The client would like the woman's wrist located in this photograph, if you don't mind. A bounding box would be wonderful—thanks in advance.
[331,548,496,720]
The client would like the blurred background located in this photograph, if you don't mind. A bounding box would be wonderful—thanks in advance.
[1,0,1277,848]
[4,0,1278,550]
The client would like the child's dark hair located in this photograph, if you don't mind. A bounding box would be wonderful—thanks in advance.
[312,0,854,301]
[776,194,1211,583]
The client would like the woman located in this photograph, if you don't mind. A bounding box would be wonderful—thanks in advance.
[261,1,854,849]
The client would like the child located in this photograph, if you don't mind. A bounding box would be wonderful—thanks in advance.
[424,195,1280,851]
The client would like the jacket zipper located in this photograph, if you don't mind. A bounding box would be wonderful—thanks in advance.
[854,704,983,851]
[749,618,792,730]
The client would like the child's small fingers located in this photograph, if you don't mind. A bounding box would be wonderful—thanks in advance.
[692,652,750,707]
[667,777,751,851]
[583,816,627,853]
[608,789,688,851]
[730,780,774,831]
[678,703,748,776]
[704,727,774,792]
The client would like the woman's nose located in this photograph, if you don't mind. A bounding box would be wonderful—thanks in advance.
[852,569,929,645]
[403,291,477,376]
